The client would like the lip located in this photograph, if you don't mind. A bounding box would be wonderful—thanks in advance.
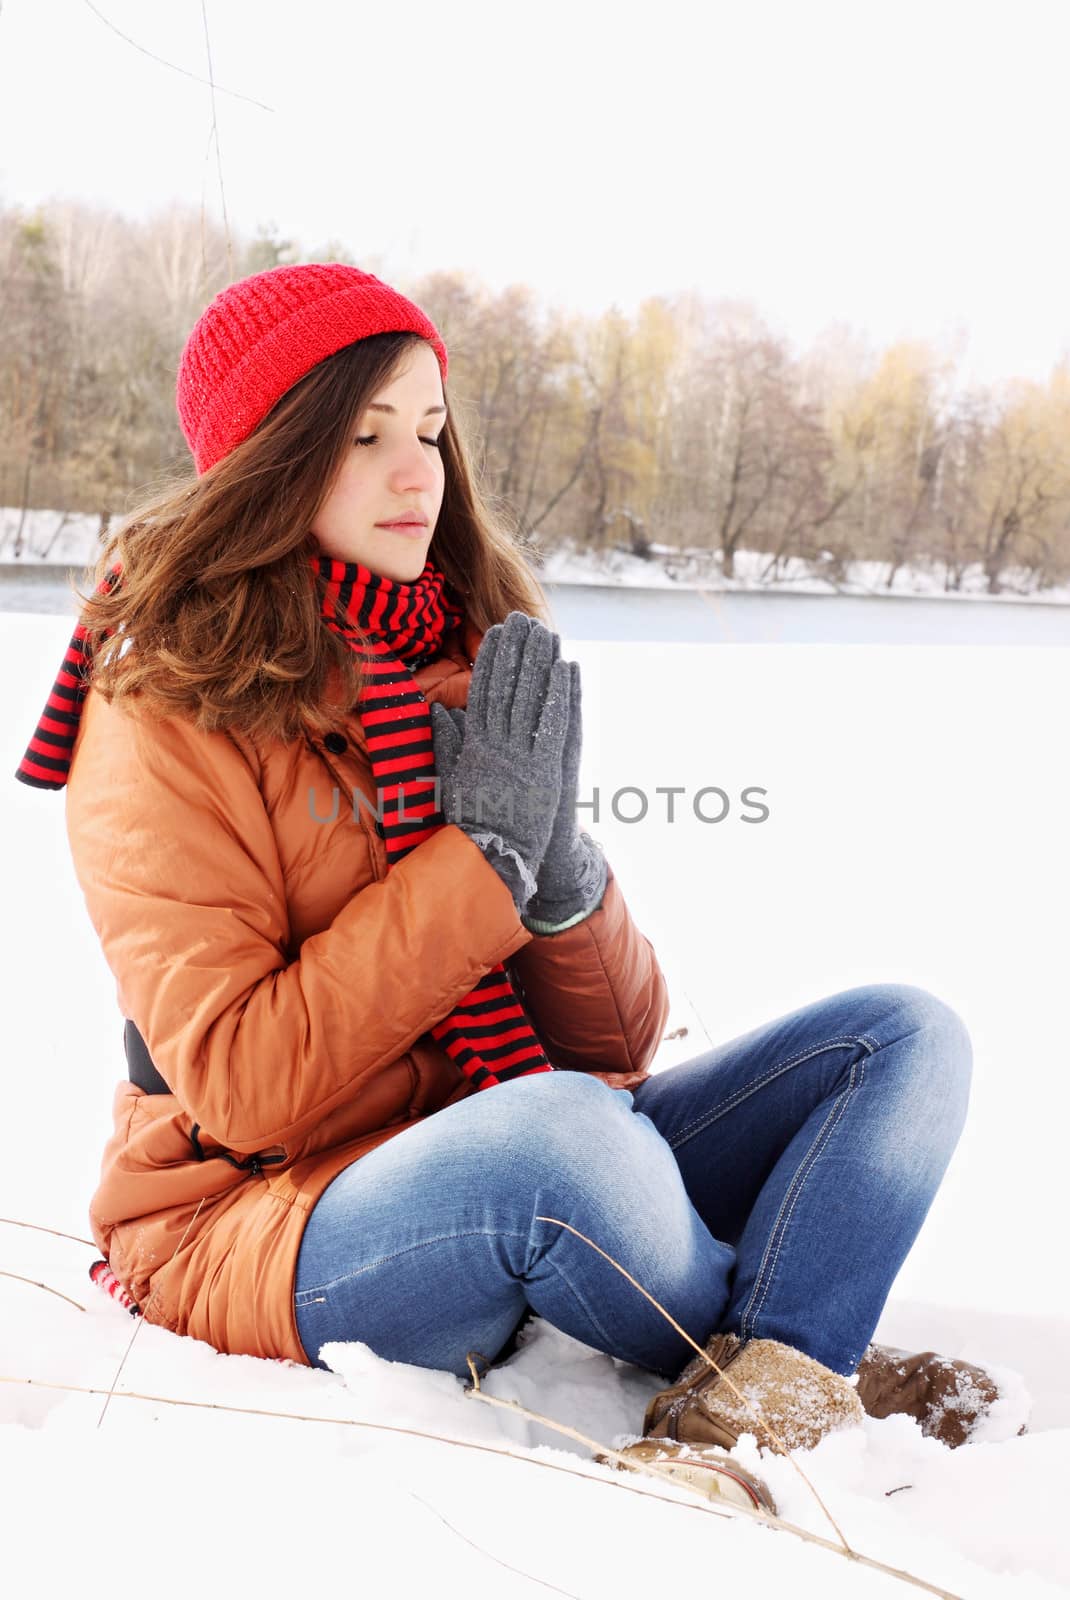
[376,517,429,537]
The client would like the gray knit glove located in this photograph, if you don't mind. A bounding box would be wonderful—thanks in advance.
[435,655,609,935]
[429,611,570,915]
[521,656,608,931]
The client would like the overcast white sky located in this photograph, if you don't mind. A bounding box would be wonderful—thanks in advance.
[1,0,1068,391]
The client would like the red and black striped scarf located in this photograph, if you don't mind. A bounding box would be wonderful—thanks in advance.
[14,563,122,791]
[15,554,554,1093]
[316,555,553,1090]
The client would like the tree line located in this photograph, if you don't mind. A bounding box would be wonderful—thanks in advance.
[2,199,1069,595]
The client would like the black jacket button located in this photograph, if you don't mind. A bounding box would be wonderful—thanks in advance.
[324,732,347,754]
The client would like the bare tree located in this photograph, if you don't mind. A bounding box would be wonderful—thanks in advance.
[694,323,830,579]
[0,209,73,545]
[979,406,1062,593]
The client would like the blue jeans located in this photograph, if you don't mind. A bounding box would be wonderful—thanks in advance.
[293,983,971,1380]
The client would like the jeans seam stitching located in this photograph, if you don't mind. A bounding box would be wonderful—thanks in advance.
[294,1228,531,1305]
[741,1051,869,1341]
[539,1251,627,1362]
[667,1036,874,1151]
[294,1223,643,1369]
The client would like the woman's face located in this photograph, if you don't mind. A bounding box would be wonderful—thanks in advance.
[310,341,447,582]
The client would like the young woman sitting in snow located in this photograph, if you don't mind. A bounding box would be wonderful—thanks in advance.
[16,263,1013,1515]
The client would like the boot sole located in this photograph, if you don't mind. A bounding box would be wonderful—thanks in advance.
[602,1440,778,1516]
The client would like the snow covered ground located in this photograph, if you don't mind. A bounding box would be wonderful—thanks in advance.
[2,611,1068,1597]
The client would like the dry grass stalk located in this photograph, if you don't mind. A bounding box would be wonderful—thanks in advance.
[536,1214,852,1551]
[96,1195,206,1428]
[0,1216,97,1249]
[408,1489,582,1599]
[462,1357,963,1599]
[0,1270,86,1313]
[0,1372,963,1600]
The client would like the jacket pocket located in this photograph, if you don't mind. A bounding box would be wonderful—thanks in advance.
[123,1093,253,1196]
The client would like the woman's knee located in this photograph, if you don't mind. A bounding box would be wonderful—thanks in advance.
[884,982,971,1062]
[860,982,973,1124]
[484,1068,667,1204]
[500,1068,634,1159]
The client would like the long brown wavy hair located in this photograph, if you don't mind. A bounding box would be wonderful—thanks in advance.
[72,331,552,742]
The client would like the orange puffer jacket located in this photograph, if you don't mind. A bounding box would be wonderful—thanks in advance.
[65,619,671,1365]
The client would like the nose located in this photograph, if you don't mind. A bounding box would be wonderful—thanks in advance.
[388,435,441,494]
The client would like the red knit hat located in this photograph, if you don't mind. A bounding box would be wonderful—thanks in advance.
[175,262,449,475]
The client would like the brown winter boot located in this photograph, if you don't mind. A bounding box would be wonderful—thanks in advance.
[598,1332,863,1517]
[854,1342,1025,1448]
[593,1335,777,1514]
[636,1331,865,1454]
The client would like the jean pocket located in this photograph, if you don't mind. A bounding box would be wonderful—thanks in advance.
[294,1283,329,1310]
[293,1285,334,1369]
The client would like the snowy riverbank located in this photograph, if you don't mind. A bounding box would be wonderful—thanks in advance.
[3,503,1069,608]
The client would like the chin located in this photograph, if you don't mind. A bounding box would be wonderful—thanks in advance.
[380,544,431,582]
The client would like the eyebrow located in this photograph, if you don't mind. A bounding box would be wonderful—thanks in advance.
[365,403,447,417]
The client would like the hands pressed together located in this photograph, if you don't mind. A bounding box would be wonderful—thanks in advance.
[428,611,608,932]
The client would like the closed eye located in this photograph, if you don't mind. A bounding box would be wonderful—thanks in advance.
[355,434,442,449]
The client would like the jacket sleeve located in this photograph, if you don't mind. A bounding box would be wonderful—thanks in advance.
[65,691,533,1154]
[506,861,670,1075]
